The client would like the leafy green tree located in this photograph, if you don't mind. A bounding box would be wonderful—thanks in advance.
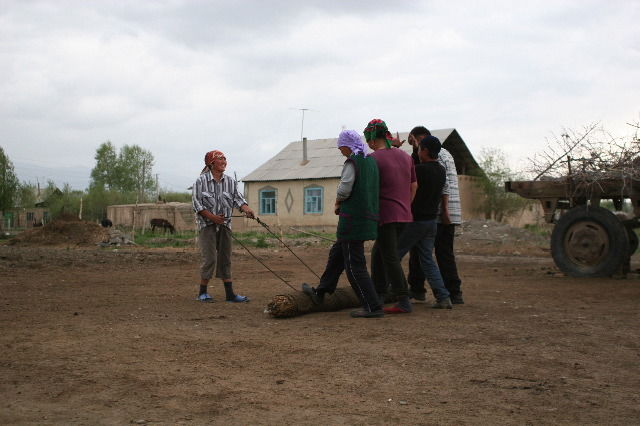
[43,181,84,219]
[478,147,530,222]
[116,144,155,200]
[90,142,155,200]
[84,187,137,221]
[160,191,191,203]
[15,182,38,208]
[90,141,118,190]
[0,146,20,217]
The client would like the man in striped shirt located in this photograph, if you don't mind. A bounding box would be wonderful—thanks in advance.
[192,150,255,303]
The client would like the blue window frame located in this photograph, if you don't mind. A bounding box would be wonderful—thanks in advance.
[304,187,323,214]
[259,189,277,215]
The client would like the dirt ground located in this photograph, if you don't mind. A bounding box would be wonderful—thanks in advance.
[1,223,639,425]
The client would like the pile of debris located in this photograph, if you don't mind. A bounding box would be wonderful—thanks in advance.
[9,216,109,247]
[99,229,136,247]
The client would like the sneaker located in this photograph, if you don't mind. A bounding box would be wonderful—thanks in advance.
[432,298,453,309]
[226,294,249,303]
[301,283,324,305]
[451,294,464,304]
[350,309,384,318]
[383,305,412,314]
[197,293,213,302]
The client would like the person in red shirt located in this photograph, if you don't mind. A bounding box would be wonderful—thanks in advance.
[365,119,417,314]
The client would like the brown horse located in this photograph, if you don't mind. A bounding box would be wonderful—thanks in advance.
[150,218,175,234]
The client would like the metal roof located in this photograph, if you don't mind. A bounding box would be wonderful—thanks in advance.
[242,128,482,182]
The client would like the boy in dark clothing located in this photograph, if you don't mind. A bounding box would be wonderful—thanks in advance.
[397,136,452,309]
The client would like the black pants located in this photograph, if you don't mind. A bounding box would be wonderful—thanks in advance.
[371,222,409,298]
[408,223,462,297]
[316,240,382,312]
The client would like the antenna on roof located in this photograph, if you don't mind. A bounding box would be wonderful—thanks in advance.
[289,107,317,143]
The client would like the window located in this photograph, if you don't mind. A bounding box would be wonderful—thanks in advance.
[259,189,277,215]
[26,212,35,222]
[43,211,49,223]
[304,187,323,214]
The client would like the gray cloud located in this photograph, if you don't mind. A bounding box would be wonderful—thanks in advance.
[1,0,639,191]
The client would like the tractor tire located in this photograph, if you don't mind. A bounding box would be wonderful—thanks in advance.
[551,205,630,277]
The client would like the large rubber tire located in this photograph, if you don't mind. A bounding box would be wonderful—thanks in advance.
[551,206,630,277]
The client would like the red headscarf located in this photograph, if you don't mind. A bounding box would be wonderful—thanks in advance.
[202,150,226,174]
[204,150,225,165]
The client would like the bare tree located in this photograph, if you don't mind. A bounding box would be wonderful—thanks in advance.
[527,120,640,202]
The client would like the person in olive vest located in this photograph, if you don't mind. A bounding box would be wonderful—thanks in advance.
[302,129,383,318]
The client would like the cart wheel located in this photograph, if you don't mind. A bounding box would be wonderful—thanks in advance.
[627,227,639,256]
[551,206,630,277]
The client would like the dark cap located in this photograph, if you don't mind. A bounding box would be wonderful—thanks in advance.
[419,135,441,158]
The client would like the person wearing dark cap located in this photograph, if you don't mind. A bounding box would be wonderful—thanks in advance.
[408,126,465,304]
[397,136,452,308]
[192,150,255,303]
[405,126,431,302]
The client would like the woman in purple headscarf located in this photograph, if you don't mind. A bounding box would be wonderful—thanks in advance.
[302,130,383,318]
[336,129,369,156]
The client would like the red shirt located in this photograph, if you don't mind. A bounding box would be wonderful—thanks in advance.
[370,148,416,225]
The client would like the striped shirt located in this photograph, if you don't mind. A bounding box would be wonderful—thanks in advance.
[192,172,248,230]
[437,148,462,224]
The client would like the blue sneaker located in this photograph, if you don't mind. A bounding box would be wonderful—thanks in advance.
[226,294,249,303]
[196,293,213,302]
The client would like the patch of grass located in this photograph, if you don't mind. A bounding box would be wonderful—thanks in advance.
[233,231,272,248]
[523,223,552,238]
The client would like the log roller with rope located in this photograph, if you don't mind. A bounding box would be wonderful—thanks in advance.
[230,172,369,317]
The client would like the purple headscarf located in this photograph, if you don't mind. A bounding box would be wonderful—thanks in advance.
[337,129,368,156]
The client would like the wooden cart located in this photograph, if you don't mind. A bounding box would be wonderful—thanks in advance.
[505,177,639,277]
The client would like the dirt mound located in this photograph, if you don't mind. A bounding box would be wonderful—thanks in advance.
[9,217,109,247]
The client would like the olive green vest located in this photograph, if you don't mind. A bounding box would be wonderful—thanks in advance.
[336,154,379,241]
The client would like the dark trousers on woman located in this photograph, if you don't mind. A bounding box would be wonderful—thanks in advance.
[371,222,409,298]
[316,240,382,313]
[408,223,462,298]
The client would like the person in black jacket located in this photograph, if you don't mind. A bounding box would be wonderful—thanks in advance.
[397,136,452,309]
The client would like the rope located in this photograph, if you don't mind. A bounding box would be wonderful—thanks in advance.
[230,231,299,292]
[288,226,336,242]
[254,217,321,279]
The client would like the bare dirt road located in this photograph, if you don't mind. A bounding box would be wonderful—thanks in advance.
[1,230,639,425]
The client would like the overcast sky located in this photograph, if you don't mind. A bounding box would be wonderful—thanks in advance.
[1,0,639,191]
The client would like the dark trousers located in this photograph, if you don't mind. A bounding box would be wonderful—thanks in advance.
[407,245,425,296]
[316,240,382,312]
[371,222,409,297]
[397,220,450,302]
[408,223,462,297]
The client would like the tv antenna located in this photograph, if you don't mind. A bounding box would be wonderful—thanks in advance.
[290,108,317,142]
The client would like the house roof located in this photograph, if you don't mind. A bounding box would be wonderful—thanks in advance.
[242,128,483,182]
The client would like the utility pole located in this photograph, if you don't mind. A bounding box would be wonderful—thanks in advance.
[140,158,146,204]
[155,173,159,201]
